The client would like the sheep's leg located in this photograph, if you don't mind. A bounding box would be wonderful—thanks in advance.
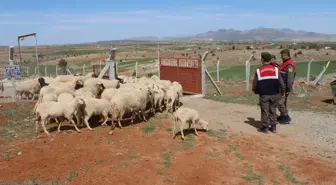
[141,112,147,122]
[35,120,39,134]
[70,118,81,133]
[84,116,93,130]
[172,119,176,138]
[41,119,50,136]
[57,119,62,133]
[101,113,109,126]
[30,93,35,100]
[192,120,199,136]
[180,126,185,140]
[117,119,123,129]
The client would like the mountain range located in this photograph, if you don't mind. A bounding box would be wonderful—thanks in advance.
[122,27,336,42]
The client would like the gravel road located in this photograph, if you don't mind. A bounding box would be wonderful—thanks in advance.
[181,96,336,151]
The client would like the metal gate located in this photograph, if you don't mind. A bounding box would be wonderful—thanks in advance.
[160,57,202,94]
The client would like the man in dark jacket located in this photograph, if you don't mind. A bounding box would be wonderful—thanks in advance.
[252,52,286,133]
[277,49,296,124]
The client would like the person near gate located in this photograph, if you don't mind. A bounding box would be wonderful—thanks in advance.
[277,49,296,124]
[252,52,285,133]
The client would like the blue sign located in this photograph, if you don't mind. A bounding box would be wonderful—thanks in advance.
[4,65,23,77]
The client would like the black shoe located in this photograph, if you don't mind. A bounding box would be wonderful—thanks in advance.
[277,115,284,122]
[258,126,269,133]
[279,115,291,124]
[269,125,277,133]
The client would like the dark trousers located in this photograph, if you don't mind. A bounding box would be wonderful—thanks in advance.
[259,94,281,128]
[278,93,289,116]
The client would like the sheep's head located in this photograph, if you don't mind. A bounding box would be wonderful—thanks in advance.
[97,83,105,96]
[75,79,84,89]
[199,119,209,131]
[38,77,48,87]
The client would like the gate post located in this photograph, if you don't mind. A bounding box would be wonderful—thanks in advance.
[201,51,209,96]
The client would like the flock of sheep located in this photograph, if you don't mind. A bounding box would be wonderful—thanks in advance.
[12,73,209,139]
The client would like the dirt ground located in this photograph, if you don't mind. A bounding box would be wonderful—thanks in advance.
[1,97,336,185]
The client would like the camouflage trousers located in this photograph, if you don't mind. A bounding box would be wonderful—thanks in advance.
[259,94,281,128]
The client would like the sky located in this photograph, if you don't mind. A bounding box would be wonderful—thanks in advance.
[1,0,336,45]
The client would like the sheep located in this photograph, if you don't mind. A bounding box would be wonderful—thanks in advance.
[35,96,85,135]
[84,78,120,89]
[80,98,113,130]
[165,86,179,113]
[33,85,77,114]
[101,88,117,101]
[38,77,49,88]
[15,79,41,100]
[57,92,74,104]
[172,107,209,140]
[53,72,94,83]
[75,83,105,98]
[152,85,167,113]
[49,78,84,90]
[109,88,154,130]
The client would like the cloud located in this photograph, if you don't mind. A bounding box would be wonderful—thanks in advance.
[157,15,192,20]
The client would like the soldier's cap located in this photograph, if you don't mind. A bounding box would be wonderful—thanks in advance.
[261,52,272,62]
[280,49,290,55]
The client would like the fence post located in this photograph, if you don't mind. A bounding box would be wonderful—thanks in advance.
[216,60,220,82]
[26,67,29,77]
[45,66,47,77]
[135,62,138,77]
[116,61,118,74]
[34,67,38,76]
[307,59,314,84]
[245,55,254,91]
[312,61,331,85]
[83,64,86,75]
[56,66,58,76]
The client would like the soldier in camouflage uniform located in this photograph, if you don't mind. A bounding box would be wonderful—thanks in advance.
[277,49,296,124]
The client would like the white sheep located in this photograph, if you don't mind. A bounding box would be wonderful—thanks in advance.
[101,88,117,101]
[75,83,105,98]
[15,79,41,100]
[165,86,179,113]
[35,96,85,135]
[172,107,209,140]
[57,92,74,104]
[84,78,119,89]
[80,98,113,130]
[33,85,77,114]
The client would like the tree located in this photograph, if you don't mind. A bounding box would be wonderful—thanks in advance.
[58,59,68,75]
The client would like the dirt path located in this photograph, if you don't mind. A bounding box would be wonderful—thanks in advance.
[1,99,336,184]
[181,96,336,153]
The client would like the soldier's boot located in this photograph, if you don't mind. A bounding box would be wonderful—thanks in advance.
[258,126,269,133]
[269,124,277,133]
[278,115,291,124]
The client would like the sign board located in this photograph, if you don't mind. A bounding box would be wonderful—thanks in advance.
[4,65,23,78]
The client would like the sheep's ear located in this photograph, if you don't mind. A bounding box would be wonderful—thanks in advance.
[161,88,167,93]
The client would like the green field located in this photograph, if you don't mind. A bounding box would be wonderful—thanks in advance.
[208,61,336,81]
[20,57,156,76]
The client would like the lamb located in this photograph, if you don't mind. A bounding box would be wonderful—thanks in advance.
[35,96,85,135]
[172,107,209,140]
